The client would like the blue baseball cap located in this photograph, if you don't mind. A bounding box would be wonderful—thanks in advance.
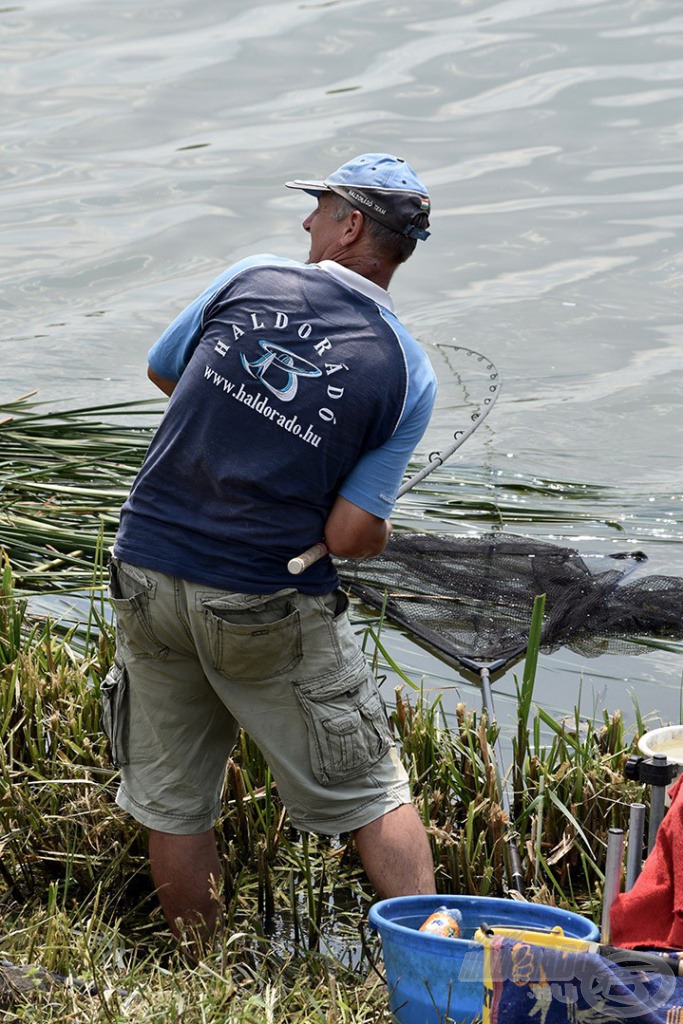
[286,153,431,241]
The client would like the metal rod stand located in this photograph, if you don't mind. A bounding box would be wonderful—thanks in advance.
[601,827,624,944]
[625,802,646,891]
[648,755,668,854]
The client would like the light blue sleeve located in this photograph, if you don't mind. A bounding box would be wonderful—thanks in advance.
[338,321,437,518]
[147,254,298,381]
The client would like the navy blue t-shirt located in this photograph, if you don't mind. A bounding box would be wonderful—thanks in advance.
[115,256,436,594]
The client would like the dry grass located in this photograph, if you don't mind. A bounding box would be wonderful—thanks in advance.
[0,396,650,1020]
[0,555,648,1021]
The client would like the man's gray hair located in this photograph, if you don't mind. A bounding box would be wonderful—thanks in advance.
[329,194,424,266]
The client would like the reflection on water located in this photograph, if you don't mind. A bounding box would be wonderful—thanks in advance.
[2,0,682,728]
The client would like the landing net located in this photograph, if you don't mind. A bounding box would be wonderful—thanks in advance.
[339,533,683,674]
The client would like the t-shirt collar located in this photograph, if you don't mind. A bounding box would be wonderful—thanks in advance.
[317,260,395,313]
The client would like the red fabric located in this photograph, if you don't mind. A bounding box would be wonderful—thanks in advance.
[611,773,683,950]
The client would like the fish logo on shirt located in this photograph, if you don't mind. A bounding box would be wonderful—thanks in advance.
[241,341,322,402]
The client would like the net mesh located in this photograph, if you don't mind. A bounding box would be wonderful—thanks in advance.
[338,532,683,673]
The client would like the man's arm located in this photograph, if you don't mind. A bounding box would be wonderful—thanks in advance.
[323,495,392,559]
[323,350,435,561]
[148,366,177,397]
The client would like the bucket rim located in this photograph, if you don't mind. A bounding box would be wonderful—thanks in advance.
[638,724,683,765]
[368,894,599,945]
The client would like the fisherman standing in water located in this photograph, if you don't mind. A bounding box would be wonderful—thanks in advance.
[105,153,438,939]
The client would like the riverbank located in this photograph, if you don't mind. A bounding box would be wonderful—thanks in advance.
[0,556,649,1022]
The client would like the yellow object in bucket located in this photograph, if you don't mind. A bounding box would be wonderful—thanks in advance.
[475,924,588,952]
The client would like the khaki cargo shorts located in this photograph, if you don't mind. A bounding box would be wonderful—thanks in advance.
[102,558,411,836]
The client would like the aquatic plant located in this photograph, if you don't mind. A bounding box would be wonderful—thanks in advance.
[0,554,650,1020]
[0,395,655,1018]
[0,395,161,593]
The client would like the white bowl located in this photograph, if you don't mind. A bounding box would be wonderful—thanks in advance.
[638,725,683,766]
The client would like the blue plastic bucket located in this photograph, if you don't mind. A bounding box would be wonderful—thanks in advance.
[368,895,599,1024]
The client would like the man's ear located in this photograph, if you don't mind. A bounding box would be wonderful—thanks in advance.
[342,209,365,246]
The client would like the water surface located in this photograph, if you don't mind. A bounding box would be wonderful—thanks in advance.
[2,0,682,733]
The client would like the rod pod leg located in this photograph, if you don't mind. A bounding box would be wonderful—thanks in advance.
[601,827,624,944]
[625,802,645,891]
[648,754,669,854]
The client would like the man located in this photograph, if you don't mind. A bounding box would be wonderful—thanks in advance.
[104,153,438,940]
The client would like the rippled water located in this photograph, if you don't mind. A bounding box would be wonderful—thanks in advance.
[2,0,682,731]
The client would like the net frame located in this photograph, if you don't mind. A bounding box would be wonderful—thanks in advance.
[340,532,652,679]
[288,345,501,575]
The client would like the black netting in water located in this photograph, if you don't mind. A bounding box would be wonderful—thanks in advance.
[338,533,683,673]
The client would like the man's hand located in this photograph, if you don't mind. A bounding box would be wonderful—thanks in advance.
[148,366,177,397]
[323,495,392,559]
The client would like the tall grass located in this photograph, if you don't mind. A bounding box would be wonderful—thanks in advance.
[0,395,161,592]
[0,396,655,1019]
[0,554,650,1020]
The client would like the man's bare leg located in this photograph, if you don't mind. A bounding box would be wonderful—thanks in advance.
[148,829,221,940]
[352,804,436,898]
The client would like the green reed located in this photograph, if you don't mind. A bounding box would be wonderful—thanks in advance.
[0,555,653,1020]
[0,395,161,593]
[0,395,659,1020]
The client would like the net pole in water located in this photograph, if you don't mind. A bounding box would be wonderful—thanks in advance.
[480,667,525,896]
[480,669,508,814]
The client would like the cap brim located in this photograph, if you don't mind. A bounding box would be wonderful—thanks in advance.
[285,178,331,197]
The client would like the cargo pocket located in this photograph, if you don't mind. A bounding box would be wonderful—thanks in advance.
[202,589,303,682]
[294,651,392,786]
[100,656,130,767]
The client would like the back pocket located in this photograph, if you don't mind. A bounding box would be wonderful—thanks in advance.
[109,560,169,661]
[202,590,302,681]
